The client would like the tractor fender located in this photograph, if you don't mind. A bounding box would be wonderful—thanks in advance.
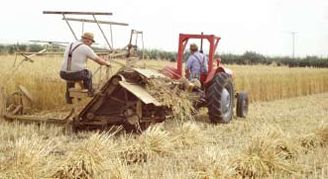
[161,65,181,79]
[204,65,233,85]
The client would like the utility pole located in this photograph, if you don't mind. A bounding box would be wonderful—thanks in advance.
[290,32,297,59]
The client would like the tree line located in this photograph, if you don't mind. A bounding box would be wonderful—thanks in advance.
[0,44,327,68]
[141,50,328,68]
[0,44,62,54]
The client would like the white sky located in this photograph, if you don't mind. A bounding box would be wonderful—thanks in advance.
[0,0,327,57]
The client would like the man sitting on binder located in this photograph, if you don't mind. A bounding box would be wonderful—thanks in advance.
[59,32,110,104]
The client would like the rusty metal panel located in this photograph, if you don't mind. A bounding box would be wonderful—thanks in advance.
[119,81,161,106]
[133,68,166,78]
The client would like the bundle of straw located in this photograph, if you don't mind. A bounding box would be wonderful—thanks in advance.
[118,125,176,164]
[53,132,116,179]
[0,135,55,178]
[300,124,328,150]
[145,77,195,121]
[232,128,300,178]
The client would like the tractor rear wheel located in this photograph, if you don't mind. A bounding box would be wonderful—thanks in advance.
[236,92,249,118]
[206,72,234,123]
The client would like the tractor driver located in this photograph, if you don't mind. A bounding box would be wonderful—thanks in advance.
[185,43,208,81]
[59,32,111,104]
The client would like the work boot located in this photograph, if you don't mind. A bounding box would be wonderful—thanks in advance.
[65,93,73,104]
[66,98,73,104]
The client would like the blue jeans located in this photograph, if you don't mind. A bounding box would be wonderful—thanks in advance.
[60,69,93,104]
[189,72,200,80]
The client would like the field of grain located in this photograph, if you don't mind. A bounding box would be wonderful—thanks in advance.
[0,55,328,178]
[1,55,328,110]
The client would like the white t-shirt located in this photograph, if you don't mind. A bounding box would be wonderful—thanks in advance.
[60,41,98,72]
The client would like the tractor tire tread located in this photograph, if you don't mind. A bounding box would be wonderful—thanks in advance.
[206,73,234,124]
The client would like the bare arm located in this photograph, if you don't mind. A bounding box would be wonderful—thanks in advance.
[94,56,111,67]
[85,46,111,67]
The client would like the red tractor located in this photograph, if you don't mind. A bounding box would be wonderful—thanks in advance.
[162,33,249,123]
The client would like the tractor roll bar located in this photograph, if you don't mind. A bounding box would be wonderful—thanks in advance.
[176,33,221,76]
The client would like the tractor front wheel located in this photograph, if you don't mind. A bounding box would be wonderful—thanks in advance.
[206,73,234,123]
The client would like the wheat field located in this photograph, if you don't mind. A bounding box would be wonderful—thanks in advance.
[1,55,328,110]
[0,55,328,178]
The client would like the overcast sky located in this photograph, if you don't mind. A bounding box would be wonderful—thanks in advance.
[0,0,327,57]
